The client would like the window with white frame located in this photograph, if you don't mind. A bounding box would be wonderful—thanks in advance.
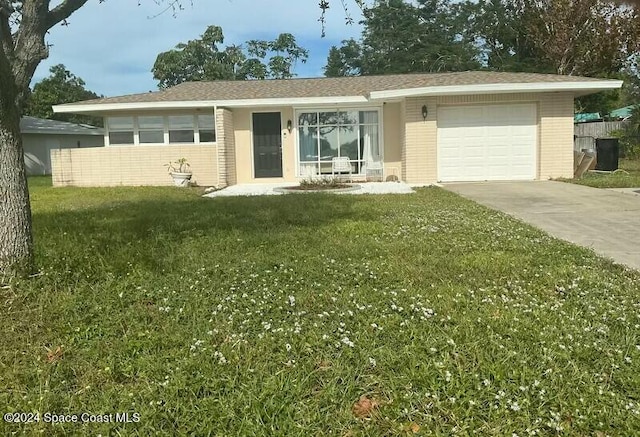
[197,114,216,143]
[138,116,164,144]
[168,115,195,143]
[297,109,381,177]
[106,113,217,145]
[108,116,135,145]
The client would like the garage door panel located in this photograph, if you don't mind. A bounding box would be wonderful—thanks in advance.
[437,103,536,182]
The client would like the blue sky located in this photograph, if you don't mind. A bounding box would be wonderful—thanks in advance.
[35,0,366,97]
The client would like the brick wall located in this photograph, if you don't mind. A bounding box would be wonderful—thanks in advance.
[215,108,237,187]
[51,145,218,187]
[401,92,575,184]
[538,93,574,179]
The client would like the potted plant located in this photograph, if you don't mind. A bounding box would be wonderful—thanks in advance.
[165,158,192,187]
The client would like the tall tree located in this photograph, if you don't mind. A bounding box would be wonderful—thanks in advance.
[462,0,549,72]
[0,0,348,280]
[324,39,362,77]
[468,0,640,76]
[522,0,640,77]
[25,64,102,126]
[0,0,94,280]
[152,25,308,88]
[324,0,480,76]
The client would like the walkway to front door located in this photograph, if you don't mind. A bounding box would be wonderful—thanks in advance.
[252,112,283,178]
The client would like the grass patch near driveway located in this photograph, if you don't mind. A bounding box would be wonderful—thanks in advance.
[2,183,640,435]
[564,158,640,188]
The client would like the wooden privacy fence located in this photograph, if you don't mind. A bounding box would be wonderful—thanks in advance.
[574,121,628,151]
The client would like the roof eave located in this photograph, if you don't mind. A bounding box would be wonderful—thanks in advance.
[21,129,104,136]
[52,96,370,114]
[368,81,624,100]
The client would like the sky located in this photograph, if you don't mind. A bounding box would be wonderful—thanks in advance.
[34,0,366,97]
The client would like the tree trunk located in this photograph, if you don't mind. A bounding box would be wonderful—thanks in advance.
[0,108,34,280]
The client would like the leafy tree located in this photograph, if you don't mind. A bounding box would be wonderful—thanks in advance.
[462,0,550,73]
[468,0,640,77]
[521,0,640,77]
[25,64,102,126]
[152,25,308,88]
[324,39,362,77]
[466,0,640,113]
[0,0,348,279]
[324,0,480,76]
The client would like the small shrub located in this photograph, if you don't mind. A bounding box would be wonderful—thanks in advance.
[299,177,350,189]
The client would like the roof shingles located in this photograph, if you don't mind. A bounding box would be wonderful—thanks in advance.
[59,71,615,107]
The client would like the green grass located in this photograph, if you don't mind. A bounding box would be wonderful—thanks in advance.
[2,180,640,436]
[565,158,640,188]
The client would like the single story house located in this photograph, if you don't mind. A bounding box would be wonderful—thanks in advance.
[51,71,622,187]
[21,116,103,175]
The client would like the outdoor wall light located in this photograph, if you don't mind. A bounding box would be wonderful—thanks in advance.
[287,119,293,132]
[422,105,428,121]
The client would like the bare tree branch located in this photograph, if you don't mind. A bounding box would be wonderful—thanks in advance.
[46,0,90,30]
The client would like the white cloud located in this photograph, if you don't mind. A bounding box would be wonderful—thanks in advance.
[35,0,365,96]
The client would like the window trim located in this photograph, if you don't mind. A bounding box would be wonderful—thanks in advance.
[137,115,165,144]
[105,112,217,146]
[294,106,384,178]
[106,116,135,146]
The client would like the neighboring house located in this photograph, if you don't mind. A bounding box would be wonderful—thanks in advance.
[574,112,601,123]
[51,71,621,187]
[21,116,104,176]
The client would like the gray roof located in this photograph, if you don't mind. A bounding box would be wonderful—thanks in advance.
[56,71,614,107]
[20,116,103,136]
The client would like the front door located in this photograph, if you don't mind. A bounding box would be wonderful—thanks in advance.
[253,112,283,178]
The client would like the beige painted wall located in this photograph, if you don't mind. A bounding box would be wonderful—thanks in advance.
[403,97,437,184]
[402,92,575,184]
[52,145,217,187]
[383,102,403,180]
[232,107,295,183]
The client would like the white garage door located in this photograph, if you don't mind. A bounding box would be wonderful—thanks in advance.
[437,103,537,182]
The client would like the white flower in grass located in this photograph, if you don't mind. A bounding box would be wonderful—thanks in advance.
[445,371,452,382]
[369,357,377,367]
[341,337,354,348]
[285,343,292,352]
[213,351,227,364]
[483,379,491,387]
[288,295,295,306]
[510,401,521,411]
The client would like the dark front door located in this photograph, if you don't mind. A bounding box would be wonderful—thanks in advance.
[253,112,283,178]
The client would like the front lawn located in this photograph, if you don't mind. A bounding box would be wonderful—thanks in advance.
[2,180,639,436]
[565,158,640,188]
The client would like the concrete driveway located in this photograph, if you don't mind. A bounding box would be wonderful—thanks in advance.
[443,181,640,270]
